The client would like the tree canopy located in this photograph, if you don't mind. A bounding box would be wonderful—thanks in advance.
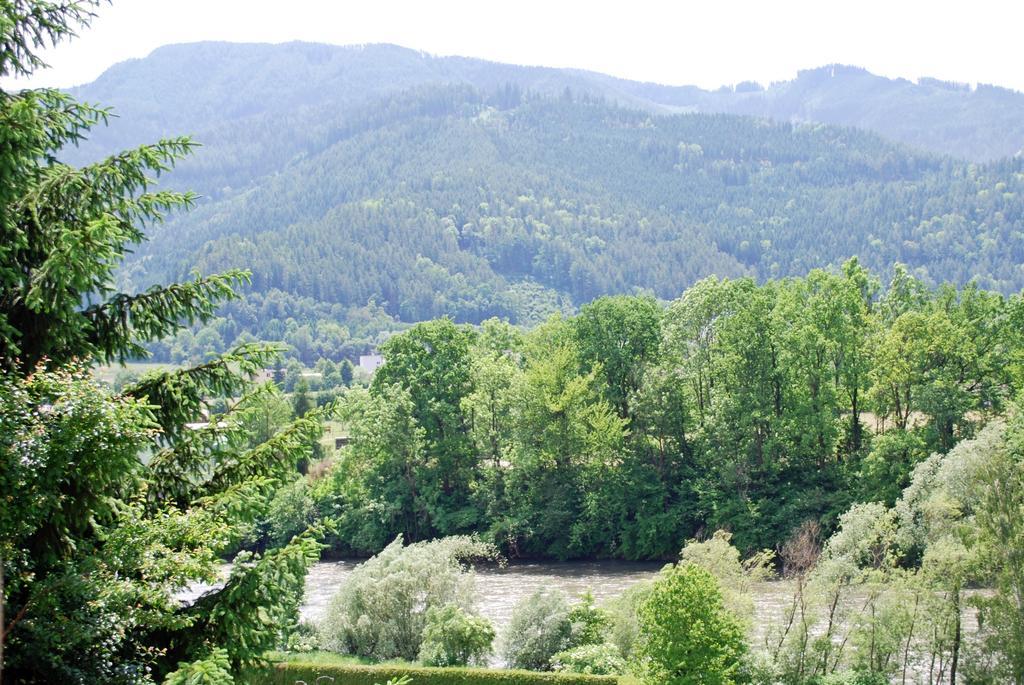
[0,4,326,682]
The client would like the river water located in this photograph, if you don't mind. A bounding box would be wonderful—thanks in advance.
[298,559,983,665]
[299,558,819,649]
[300,559,668,629]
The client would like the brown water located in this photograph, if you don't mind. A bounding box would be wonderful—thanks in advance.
[300,559,667,628]
[298,558,813,642]
[298,560,984,679]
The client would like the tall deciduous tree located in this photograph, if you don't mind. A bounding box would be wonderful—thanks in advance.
[572,295,662,420]
[373,318,479,535]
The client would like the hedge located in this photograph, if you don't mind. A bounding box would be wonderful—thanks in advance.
[243,661,622,685]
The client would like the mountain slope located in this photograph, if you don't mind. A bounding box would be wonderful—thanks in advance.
[68,42,1024,166]
[52,43,1024,363]
[134,88,1024,316]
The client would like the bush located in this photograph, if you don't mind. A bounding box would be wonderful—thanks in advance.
[605,582,653,661]
[164,649,233,685]
[419,604,496,667]
[502,590,575,671]
[552,644,626,675]
[817,672,889,685]
[265,475,316,548]
[633,562,746,685]
[502,590,613,672]
[566,593,611,648]
[243,660,621,684]
[285,621,320,653]
[319,535,501,661]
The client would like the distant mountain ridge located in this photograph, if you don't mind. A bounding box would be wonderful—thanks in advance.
[68,42,1024,164]
[50,42,1024,363]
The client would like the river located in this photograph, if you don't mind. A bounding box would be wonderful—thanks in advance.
[298,559,983,667]
[300,559,667,629]
[299,558,834,649]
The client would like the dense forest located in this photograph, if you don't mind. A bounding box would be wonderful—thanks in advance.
[267,264,1024,560]
[66,85,1023,365]
[53,42,1024,366]
[70,42,1024,165]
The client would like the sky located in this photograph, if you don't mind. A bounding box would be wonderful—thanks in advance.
[5,0,1024,93]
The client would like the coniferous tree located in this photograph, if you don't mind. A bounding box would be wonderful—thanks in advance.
[0,4,326,683]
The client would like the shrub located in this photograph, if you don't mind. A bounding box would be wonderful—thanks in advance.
[243,660,620,684]
[164,649,233,685]
[566,593,611,648]
[285,621,320,653]
[817,672,889,685]
[633,562,746,685]
[502,590,575,671]
[502,590,613,672]
[265,475,316,547]
[319,535,501,661]
[552,643,627,675]
[679,530,773,630]
[419,604,496,667]
[605,582,653,661]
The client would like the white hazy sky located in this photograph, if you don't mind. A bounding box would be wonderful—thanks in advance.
[6,0,1024,92]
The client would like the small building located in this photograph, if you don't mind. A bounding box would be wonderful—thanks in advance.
[335,435,352,450]
[359,353,384,374]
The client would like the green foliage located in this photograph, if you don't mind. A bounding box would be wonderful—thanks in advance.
[374,319,480,536]
[815,672,888,685]
[419,604,496,667]
[566,593,612,650]
[0,5,327,682]
[0,47,250,371]
[501,590,609,673]
[857,429,928,505]
[292,378,313,418]
[262,475,317,548]
[679,531,774,632]
[319,535,501,661]
[633,563,746,685]
[969,413,1024,683]
[325,384,429,552]
[572,295,662,419]
[759,411,1024,684]
[604,583,654,662]
[502,590,577,671]
[552,644,627,676]
[163,649,233,685]
[58,48,1024,367]
[300,262,1023,565]
[244,659,620,684]
[235,384,296,449]
[186,532,324,671]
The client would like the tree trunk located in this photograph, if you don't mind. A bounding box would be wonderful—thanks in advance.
[851,386,862,453]
[950,584,961,685]
[1,556,4,685]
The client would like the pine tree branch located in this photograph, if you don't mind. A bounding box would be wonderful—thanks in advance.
[124,341,283,438]
[82,270,250,364]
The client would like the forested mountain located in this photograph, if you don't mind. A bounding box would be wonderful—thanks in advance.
[68,42,1024,166]
[587,64,1024,162]
[58,42,1024,364]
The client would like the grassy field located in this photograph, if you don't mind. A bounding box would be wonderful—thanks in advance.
[93,361,179,386]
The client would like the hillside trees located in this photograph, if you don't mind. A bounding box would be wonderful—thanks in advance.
[81,80,1024,363]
